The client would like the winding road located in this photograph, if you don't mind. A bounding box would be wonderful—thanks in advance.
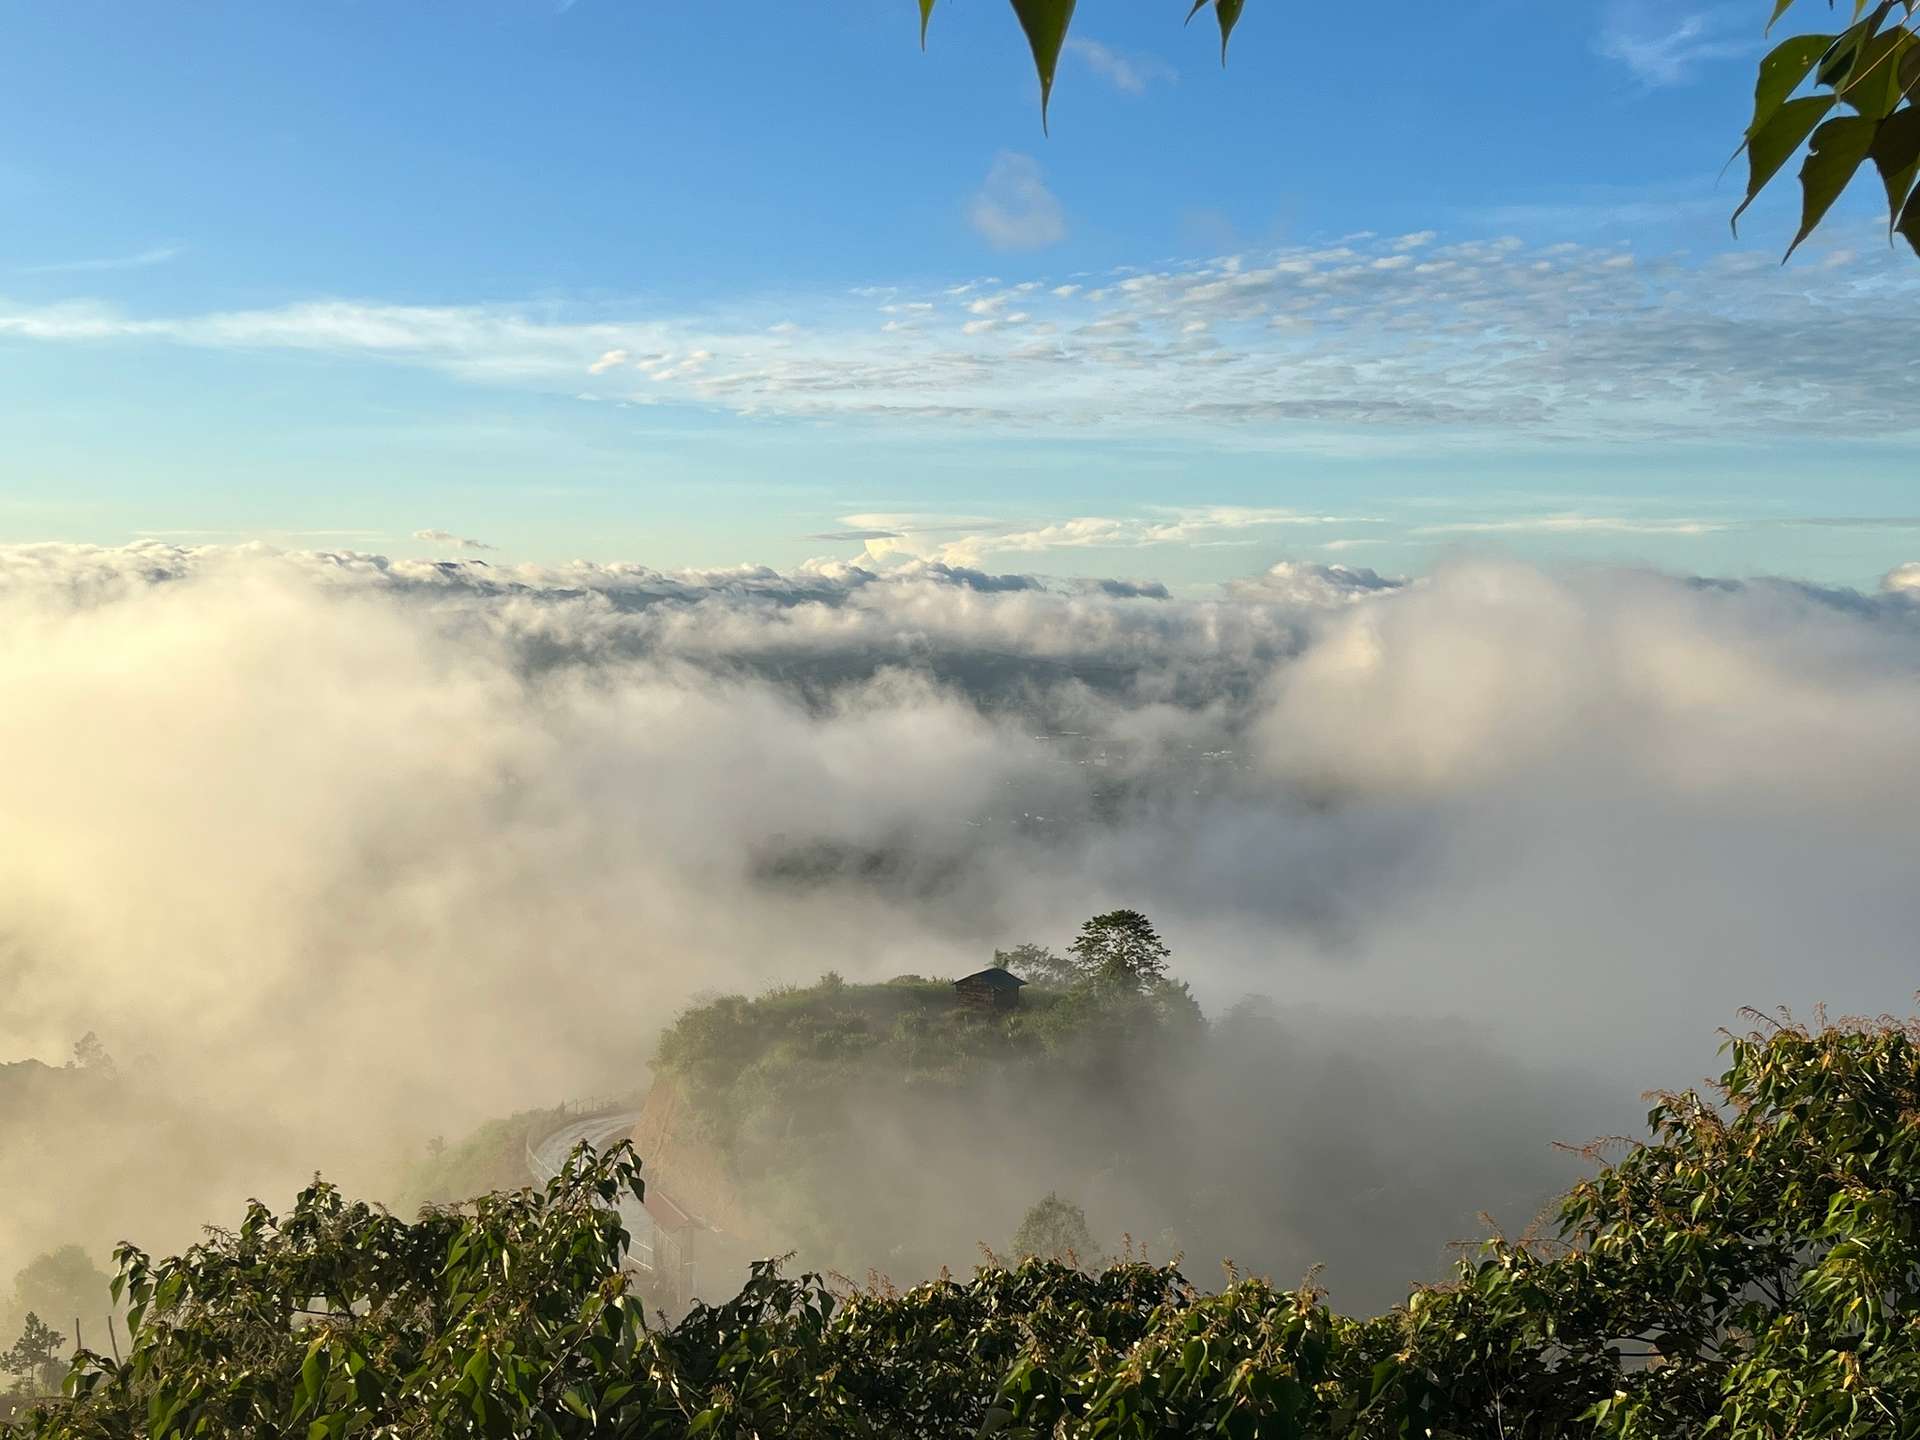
[525,1109,661,1270]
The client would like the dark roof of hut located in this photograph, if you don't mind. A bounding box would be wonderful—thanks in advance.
[953,967,1028,991]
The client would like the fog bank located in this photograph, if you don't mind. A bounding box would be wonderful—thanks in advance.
[2,542,1915,1292]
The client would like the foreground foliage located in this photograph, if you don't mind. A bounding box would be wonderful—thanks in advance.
[928,1,1920,258]
[11,1014,1920,1437]
[1738,0,1920,256]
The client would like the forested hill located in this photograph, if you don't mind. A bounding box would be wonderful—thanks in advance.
[652,967,1204,1144]
[634,914,1591,1305]
[643,947,1207,1284]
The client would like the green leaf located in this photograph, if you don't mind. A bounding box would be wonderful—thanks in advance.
[1748,33,1838,139]
[1898,182,1920,254]
[296,1339,329,1418]
[1735,93,1838,229]
[1870,106,1920,222]
[1788,114,1880,256]
[1009,0,1078,129]
[1768,0,1800,34]
[1215,0,1246,63]
[1837,27,1916,118]
[1186,0,1248,65]
[1818,32,1863,91]
[919,0,936,48]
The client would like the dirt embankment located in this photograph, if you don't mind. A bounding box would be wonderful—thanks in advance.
[625,1078,758,1241]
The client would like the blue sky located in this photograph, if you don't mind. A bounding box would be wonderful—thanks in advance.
[2,0,1915,587]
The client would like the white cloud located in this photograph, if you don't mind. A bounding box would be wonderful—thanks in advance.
[1065,37,1177,95]
[413,528,496,552]
[1596,2,1751,86]
[968,152,1067,252]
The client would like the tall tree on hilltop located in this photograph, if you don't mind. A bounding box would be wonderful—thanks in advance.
[1067,910,1172,992]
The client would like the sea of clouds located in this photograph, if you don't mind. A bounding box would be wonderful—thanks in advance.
[2,542,1917,1290]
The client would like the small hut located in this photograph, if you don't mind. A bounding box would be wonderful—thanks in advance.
[953,966,1028,1012]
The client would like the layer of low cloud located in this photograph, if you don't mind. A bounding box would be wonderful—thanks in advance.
[2,542,1917,1294]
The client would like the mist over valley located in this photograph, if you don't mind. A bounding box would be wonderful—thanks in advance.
[4,541,1916,1320]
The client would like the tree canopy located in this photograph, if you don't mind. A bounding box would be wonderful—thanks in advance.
[1066,909,1172,993]
[926,0,1920,258]
[1009,1192,1099,1268]
[1,1316,63,1400]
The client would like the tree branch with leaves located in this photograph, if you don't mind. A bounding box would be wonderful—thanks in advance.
[922,0,1920,257]
[1740,0,1920,256]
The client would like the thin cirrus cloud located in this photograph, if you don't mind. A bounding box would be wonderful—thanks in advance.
[1413,515,1730,538]
[1780,517,1920,529]
[18,244,184,276]
[1,226,1915,450]
[803,528,905,544]
[1595,1,1752,87]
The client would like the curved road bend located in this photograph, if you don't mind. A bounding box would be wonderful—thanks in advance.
[526,1110,660,1270]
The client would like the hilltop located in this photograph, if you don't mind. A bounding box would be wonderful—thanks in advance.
[635,920,1207,1283]
[617,912,1597,1308]
[652,969,1199,1142]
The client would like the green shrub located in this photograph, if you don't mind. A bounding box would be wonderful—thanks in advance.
[14,1015,1920,1437]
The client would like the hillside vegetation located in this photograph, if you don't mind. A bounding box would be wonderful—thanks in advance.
[633,913,1595,1300]
[10,1012,1920,1437]
[654,969,1201,1153]
[646,915,1209,1278]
